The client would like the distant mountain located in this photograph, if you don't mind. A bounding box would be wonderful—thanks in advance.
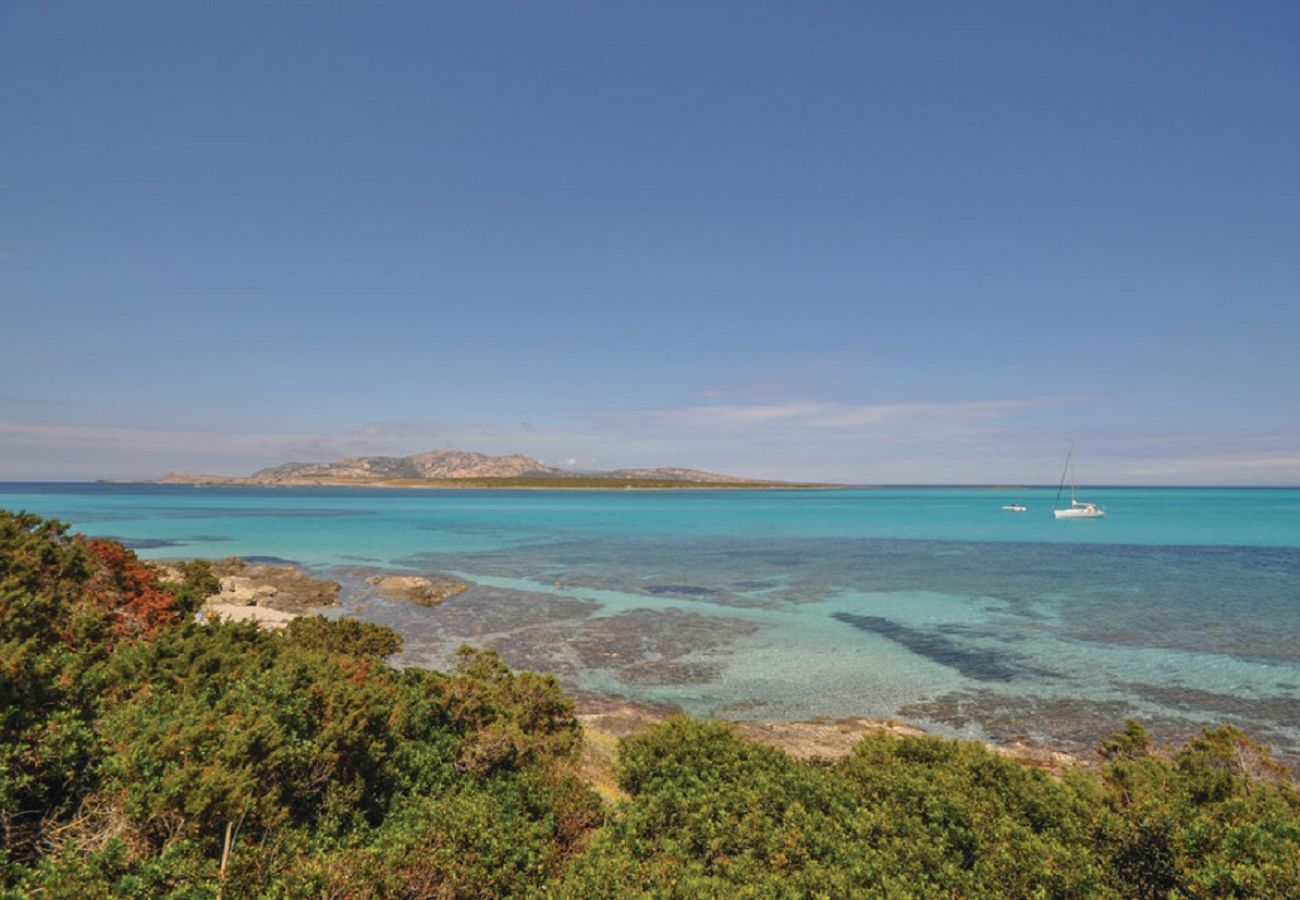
[244,450,563,483]
[153,450,768,487]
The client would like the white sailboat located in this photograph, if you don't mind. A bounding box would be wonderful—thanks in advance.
[1053,448,1105,519]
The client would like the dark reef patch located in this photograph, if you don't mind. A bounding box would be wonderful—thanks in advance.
[902,688,1300,767]
[99,536,184,549]
[381,593,757,688]
[901,691,1179,755]
[1116,682,1300,731]
[96,534,233,550]
[832,613,1046,682]
[645,584,718,596]
[239,555,303,566]
[562,608,757,670]
[158,506,367,519]
[413,586,597,638]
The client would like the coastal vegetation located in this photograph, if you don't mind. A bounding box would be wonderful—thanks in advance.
[2,509,1298,896]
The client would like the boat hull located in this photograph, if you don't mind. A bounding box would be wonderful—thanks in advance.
[1054,507,1105,519]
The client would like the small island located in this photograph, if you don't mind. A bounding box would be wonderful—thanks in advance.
[147,448,833,490]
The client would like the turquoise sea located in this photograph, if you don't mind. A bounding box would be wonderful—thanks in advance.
[4,483,1300,760]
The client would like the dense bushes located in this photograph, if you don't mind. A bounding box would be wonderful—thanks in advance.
[564,718,1298,897]
[0,512,218,867]
[2,510,1298,896]
[564,719,1104,896]
[0,511,595,896]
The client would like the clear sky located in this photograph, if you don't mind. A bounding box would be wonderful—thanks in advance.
[2,2,1298,484]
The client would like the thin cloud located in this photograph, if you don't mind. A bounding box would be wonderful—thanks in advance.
[0,422,295,457]
[1122,453,1300,482]
[627,397,1052,438]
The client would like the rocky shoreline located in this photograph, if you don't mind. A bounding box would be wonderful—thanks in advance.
[160,558,471,629]
[160,556,1087,779]
[568,689,1081,794]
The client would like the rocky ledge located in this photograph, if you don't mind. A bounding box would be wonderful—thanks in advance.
[209,558,341,613]
[158,558,343,630]
[364,572,470,606]
[158,560,472,630]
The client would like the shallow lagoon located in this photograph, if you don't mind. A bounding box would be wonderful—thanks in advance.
[4,483,1299,760]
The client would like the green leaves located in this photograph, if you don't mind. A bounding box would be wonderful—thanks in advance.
[432,647,582,775]
[570,718,1300,898]
[283,615,402,658]
[1,513,601,894]
[1095,722,1300,896]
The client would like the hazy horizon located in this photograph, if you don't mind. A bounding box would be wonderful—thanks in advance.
[4,440,1300,489]
[3,3,1297,486]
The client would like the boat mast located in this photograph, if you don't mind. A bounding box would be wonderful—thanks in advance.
[1053,446,1073,510]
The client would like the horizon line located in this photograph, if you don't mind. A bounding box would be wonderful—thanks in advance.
[2,480,1300,490]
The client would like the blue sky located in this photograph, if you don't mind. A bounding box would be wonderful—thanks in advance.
[2,2,1298,484]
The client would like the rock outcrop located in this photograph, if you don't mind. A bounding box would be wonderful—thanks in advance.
[156,558,343,630]
[207,558,342,613]
[365,572,470,606]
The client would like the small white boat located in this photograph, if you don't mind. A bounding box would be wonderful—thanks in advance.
[1054,500,1104,519]
[1053,448,1105,519]
[1002,504,1028,512]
